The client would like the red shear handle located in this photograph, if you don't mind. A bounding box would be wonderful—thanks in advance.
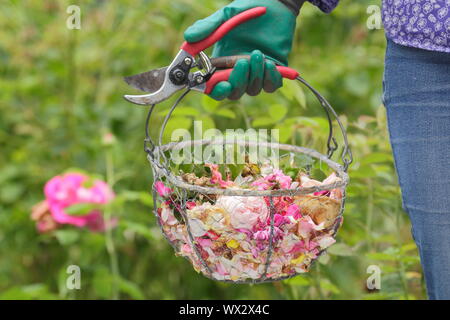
[181,7,267,56]
[204,66,299,95]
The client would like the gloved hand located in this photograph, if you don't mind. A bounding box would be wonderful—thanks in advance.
[184,0,302,101]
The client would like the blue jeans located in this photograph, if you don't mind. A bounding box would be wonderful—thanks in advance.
[383,39,450,300]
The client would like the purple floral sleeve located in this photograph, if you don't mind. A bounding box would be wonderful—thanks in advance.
[308,0,340,13]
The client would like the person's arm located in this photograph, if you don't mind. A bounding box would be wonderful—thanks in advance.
[308,0,340,13]
[184,0,339,101]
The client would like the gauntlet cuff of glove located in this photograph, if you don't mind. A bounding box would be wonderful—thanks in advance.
[277,0,306,15]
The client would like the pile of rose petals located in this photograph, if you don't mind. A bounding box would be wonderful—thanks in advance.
[155,165,344,281]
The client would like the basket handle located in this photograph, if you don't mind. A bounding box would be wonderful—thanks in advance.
[295,76,353,171]
[144,70,353,172]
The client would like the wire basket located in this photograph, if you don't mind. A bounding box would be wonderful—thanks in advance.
[144,76,352,284]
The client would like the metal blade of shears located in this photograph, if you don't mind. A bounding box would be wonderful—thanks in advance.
[124,7,267,105]
[123,50,193,105]
[124,55,252,94]
[124,66,168,93]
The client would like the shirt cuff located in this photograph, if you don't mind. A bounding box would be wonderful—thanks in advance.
[277,0,307,16]
[308,0,340,13]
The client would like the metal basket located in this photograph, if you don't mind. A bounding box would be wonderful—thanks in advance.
[144,76,352,284]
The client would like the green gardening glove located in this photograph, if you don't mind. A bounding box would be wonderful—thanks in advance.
[184,0,302,101]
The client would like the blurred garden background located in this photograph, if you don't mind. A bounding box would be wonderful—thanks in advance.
[0,0,426,299]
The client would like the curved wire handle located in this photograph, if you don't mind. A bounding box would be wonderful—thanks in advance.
[296,76,353,171]
[144,77,353,172]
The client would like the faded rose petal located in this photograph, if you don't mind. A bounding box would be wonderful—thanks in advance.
[299,174,321,188]
[161,206,178,226]
[286,204,301,220]
[206,164,233,188]
[322,172,342,186]
[31,200,59,233]
[313,190,331,197]
[154,181,172,198]
[316,236,336,249]
[297,216,324,239]
[216,196,268,230]
[252,169,292,190]
[273,214,288,227]
[186,201,197,209]
[31,200,50,221]
[197,238,213,248]
[330,188,343,201]
[216,261,229,276]
[189,218,207,237]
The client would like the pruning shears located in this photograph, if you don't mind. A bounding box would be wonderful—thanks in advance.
[123,7,299,105]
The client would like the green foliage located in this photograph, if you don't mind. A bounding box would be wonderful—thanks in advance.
[0,0,425,299]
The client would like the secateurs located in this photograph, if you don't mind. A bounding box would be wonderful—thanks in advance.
[123,6,352,169]
[123,7,299,106]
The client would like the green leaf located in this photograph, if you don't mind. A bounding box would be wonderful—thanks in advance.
[118,278,145,300]
[293,154,315,168]
[350,164,377,178]
[366,252,397,261]
[54,230,80,246]
[318,253,330,264]
[284,276,311,286]
[0,284,59,300]
[201,95,220,112]
[320,279,341,294]
[92,268,113,299]
[162,116,192,143]
[327,243,354,256]
[311,168,327,181]
[120,221,154,240]
[65,203,102,216]
[280,80,306,109]
[0,183,24,203]
[274,124,292,143]
[138,192,153,206]
[252,117,275,127]
[344,72,370,97]
[269,104,287,122]
[196,115,216,133]
[158,106,199,117]
[361,152,393,165]
[215,109,236,119]
[119,191,153,206]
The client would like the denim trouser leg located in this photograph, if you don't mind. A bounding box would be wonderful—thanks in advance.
[383,39,450,300]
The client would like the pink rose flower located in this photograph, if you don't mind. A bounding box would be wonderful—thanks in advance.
[44,172,115,231]
[216,196,268,230]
